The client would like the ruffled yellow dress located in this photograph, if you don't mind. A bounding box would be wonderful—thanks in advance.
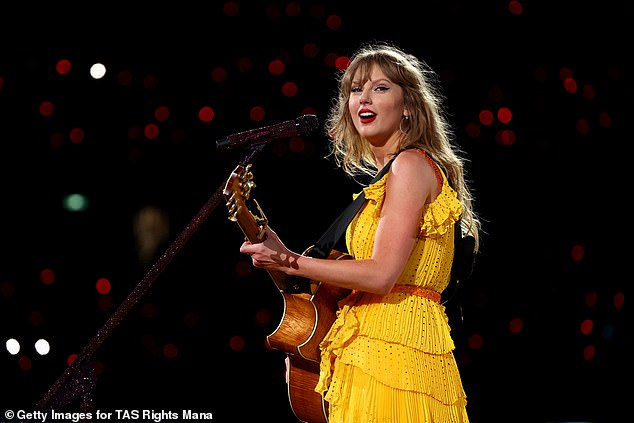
[314,154,469,422]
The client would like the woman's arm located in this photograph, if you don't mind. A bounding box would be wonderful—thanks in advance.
[239,150,439,295]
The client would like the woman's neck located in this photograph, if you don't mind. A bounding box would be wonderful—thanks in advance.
[371,142,399,169]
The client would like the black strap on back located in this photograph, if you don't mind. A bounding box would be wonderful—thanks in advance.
[308,159,395,259]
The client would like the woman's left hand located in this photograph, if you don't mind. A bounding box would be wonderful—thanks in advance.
[239,227,299,272]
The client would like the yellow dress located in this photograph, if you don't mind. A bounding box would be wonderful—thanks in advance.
[315,155,469,422]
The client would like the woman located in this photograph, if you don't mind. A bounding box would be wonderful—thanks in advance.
[240,41,480,422]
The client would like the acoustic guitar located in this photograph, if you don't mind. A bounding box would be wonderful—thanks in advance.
[223,164,351,423]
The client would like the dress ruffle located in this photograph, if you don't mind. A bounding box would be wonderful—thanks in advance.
[324,363,468,423]
[315,290,458,401]
[338,336,466,404]
[351,173,388,219]
[419,184,462,238]
[353,170,462,237]
[362,173,388,203]
[315,299,360,397]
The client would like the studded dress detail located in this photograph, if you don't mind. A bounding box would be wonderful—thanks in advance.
[315,151,469,422]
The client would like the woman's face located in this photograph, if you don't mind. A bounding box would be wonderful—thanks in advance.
[348,63,405,148]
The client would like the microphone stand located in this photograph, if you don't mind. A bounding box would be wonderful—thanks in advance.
[24,144,267,421]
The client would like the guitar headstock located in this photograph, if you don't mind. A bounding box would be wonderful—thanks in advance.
[223,164,268,241]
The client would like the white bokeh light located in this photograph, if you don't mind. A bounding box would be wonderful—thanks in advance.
[34,338,51,355]
[90,62,107,79]
[6,338,20,355]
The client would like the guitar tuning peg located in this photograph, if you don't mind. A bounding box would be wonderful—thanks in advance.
[227,202,241,221]
[242,164,252,177]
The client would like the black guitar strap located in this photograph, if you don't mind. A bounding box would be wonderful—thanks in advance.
[308,158,396,259]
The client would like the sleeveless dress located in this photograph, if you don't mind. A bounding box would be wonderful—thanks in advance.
[314,151,470,422]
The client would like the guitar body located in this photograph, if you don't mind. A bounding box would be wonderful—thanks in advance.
[224,164,351,423]
[286,353,328,423]
[270,251,351,423]
[267,250,351,362]
[275,277,351,422]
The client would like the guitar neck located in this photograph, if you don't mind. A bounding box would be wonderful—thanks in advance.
[236,220,311,293]
[224,164,310,294]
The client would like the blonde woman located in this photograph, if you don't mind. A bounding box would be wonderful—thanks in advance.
[240,41,480,422]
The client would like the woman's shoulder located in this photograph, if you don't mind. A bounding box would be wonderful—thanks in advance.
[391,148,442,188]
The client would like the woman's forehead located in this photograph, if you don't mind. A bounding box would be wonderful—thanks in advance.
[351,63,389,82]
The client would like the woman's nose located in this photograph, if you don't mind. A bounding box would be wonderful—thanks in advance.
[360,90,371,104]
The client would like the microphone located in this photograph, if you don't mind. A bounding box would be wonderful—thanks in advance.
[216,114,319,151]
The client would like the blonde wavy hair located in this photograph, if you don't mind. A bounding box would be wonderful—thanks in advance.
[324,41,481,250]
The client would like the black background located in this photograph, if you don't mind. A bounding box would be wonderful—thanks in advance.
[1,1,632,422]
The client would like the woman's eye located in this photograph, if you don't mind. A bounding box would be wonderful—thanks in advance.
[351,87,362,93]
[375,85,389,92]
